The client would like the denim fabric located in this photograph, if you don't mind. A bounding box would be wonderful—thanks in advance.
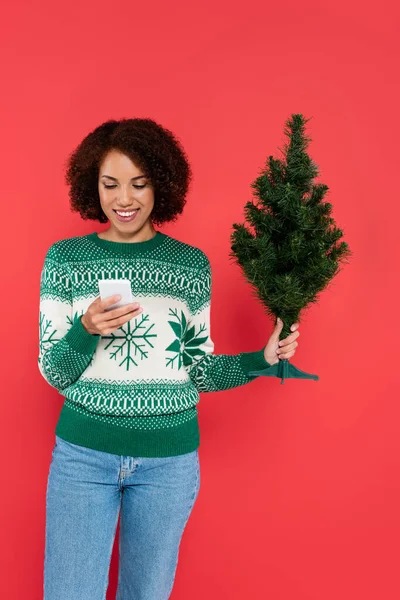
[44,435,200,599]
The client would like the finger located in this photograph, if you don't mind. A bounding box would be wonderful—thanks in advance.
[290,322,300,331]
[278,350,295,359]
[103,302,141,320]
[271,317,284,339]
[99,294,125,310]
[279,331,300,346]
[278,342,297,356]
[102,307,143,331]
[277,341,298,354]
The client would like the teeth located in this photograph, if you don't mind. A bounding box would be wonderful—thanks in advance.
[116,210,138,216]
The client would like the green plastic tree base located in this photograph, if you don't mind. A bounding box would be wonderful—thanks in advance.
[249,358,319,385]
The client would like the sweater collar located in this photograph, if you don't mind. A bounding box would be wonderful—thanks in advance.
[87,230,167,256]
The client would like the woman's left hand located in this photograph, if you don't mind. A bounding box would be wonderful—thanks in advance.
[263,318,300,365]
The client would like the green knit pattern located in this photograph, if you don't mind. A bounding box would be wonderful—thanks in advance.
[38,231,271,456]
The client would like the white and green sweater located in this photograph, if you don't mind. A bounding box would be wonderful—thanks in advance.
[38,230,271,457]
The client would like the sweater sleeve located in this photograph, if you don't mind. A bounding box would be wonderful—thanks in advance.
[38,242,101,393]
[183,257,272,392]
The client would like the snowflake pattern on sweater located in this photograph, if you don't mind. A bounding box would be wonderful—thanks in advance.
[165,308,208,370]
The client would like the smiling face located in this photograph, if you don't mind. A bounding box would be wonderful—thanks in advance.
[97,149,156,242]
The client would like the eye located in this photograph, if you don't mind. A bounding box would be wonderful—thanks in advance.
[103,184,146,189]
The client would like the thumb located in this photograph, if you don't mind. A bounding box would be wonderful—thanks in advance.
[273,317,284,337]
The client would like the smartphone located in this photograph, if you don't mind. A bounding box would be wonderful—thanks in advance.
[98,279,134,311]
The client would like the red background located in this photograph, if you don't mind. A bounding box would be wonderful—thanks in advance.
[1,1,399,598]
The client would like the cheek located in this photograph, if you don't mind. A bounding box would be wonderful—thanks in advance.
[142,194,155,212]
[98,191,114,210]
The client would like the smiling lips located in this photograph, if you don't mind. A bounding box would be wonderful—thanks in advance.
[113,208,140,222]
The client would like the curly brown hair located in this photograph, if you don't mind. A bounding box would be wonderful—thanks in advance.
[64,118,193,225]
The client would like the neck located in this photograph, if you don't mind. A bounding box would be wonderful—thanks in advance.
[99,221,157,243]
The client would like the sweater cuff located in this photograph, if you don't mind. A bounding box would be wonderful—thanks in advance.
[239,348,272,378]
[64,315,101,355]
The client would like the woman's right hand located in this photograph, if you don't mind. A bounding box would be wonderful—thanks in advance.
[81,295,143,336]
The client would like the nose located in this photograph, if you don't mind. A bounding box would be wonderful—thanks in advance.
[119,184,134,205]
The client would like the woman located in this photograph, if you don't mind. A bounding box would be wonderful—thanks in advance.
[39,118,300,600]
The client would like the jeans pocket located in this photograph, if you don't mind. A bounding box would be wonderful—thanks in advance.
[54,435,82,450]
[53,436,87,463]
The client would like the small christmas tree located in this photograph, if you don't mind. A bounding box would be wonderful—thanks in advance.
[230,114,352,384]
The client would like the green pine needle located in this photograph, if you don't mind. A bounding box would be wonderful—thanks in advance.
[230,114,352,340]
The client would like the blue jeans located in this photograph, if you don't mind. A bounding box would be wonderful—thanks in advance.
[44,435,200,600]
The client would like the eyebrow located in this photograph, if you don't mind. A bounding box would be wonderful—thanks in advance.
[101,174,147,181]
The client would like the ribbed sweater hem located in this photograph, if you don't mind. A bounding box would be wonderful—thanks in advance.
[55,402,200,457]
